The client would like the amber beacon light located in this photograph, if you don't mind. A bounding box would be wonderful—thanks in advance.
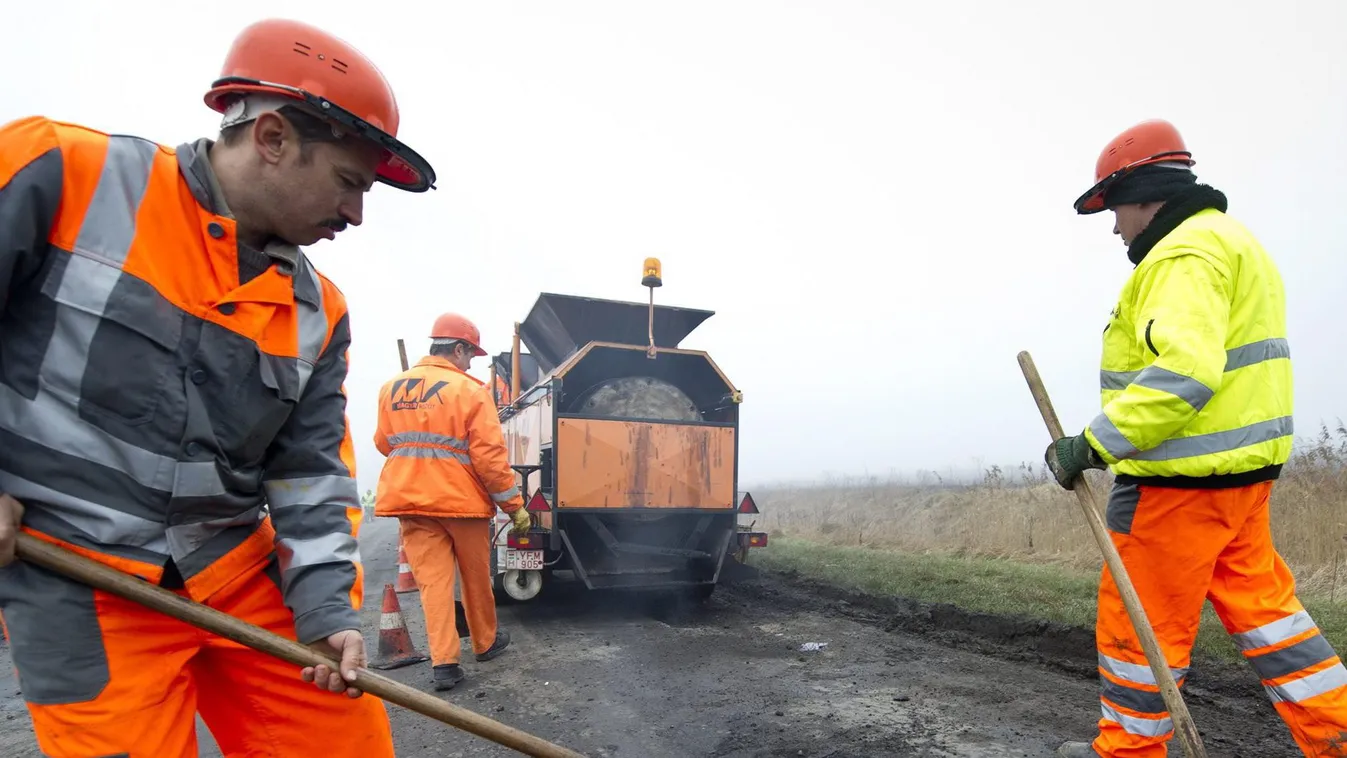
[643,257,663,358]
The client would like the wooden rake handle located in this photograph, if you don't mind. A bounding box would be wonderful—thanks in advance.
[14,532,589,758]
[1016,351,1207,758]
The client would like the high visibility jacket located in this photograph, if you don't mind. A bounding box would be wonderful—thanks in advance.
[0,116,365,644]
[374,356,524,518]
[1085,207,1294,483]
[493,374,512,406]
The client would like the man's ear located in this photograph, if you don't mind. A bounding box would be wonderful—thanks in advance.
[251,112,290,166]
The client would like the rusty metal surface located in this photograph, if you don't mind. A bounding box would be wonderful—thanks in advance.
[553,418,735,509]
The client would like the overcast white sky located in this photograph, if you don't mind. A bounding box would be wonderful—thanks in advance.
[4,1,1344,493]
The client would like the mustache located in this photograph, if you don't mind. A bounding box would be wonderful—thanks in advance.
[321,219,348,233]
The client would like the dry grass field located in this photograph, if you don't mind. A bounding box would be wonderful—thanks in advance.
[748,422,1347,661]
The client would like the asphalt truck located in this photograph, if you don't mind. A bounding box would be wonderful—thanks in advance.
[483,259,766,603]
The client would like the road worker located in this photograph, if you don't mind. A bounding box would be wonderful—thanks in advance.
[0,17,435,758]
[374,312,529,691]
[1047,119,1347,757]
[494,372,514,407]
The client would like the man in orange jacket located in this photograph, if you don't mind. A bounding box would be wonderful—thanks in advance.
[374,312,530,690]
[0,17,436,758]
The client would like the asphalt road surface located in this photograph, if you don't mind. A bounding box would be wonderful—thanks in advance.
[0,514,1306,757]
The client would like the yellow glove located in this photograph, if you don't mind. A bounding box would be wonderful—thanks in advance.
[509,507,531,535]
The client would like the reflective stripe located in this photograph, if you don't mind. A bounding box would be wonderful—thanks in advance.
[294,261,328,396]
[1100,337,1291,391]
[1101,679,1169,715]
[0,382,179,492]
[386,430,473,465]
[1224,337,1290,372]
[1266,663,1347,704]
[1098,653,1189,687]
[1088,414,1293,462]
[387,431,469,449]
[1129,365,1214,411]
[276,531,361,570]
[1101,702,1173,738]
[165,507,265,559]
[1247,634,1338,681]
[265,475,360,511]
[173,462,229,499]
[1233,610,1316,652]
[0,471,170,553]
[490,485,521,503]
[387,446,472,465]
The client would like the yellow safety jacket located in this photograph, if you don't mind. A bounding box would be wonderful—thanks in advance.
[1084,207,1294,484]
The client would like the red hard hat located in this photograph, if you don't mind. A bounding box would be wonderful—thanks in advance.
[430,313,487,356]
[204,18,436,193]
[1074,119,1195,214]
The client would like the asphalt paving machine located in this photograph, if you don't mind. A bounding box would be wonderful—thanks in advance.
[485,259,766,603]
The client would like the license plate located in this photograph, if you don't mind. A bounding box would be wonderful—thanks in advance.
[505,550,544,571]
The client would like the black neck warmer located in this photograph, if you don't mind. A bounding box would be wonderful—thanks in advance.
[1125,184,1229,266]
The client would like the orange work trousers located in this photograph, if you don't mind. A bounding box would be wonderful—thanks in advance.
[1092,479,1347,757]
[0,555,394,758]
[399,516,499,665]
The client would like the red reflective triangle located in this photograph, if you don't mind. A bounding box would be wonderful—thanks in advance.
[738,492,759,514]
[526,491,551,512]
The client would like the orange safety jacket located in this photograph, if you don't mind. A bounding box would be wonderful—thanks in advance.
[0,116,365,644]
[493,373,515,406]
[374,356,524,519]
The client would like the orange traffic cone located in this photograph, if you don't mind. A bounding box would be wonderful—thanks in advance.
[369,583,429,671]
[394,542,418,593]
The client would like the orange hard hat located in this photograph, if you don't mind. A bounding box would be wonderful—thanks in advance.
[204,18,436,193]
[430,313,487,356]
[1074,119,1195,214]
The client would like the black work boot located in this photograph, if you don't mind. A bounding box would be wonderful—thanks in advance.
[475,630,511,662]
[432,664,465,691]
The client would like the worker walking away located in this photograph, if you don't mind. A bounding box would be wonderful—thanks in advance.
[0,17,436,758]
[374,313,530,691]
[1048,119,1347,757]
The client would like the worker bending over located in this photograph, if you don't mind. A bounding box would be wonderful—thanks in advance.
[374,313,529,690]
[0,17,436,757]
[1047,119,1347,757]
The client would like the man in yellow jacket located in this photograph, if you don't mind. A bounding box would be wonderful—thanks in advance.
[1048,119,1347,757]
[374,312,530,690]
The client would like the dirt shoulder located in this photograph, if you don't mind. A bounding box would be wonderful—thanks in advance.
[737,542,1311,755]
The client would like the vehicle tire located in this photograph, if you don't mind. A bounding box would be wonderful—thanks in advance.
[497,569,544,602]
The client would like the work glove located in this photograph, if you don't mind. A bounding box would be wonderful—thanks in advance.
[1044,433,1107,490]
[509,507,531,535]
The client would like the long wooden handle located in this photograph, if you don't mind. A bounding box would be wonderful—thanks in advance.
[397,338,410,372]
[14,533,588,758]
[1016,351,1207,758]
